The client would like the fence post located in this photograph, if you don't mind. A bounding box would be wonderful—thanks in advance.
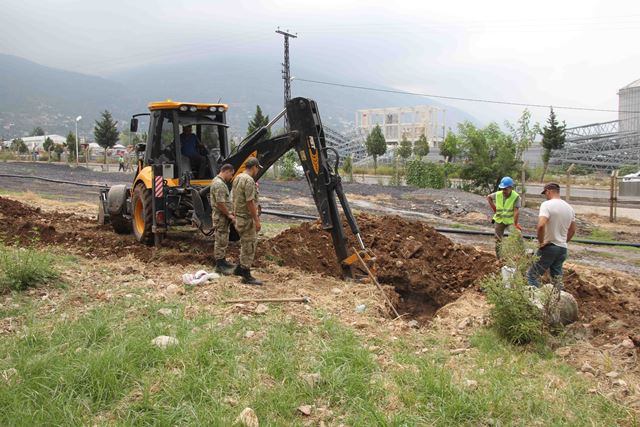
[566,163,575,202]
[520,161,527,208]
[609,170,617,223]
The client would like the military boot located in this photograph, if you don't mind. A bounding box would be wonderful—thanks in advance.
[215,259,234,275]
[241,267,263,286]
[233,264,243,277]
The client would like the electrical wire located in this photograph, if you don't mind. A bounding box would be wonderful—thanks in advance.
[294,78,639,114]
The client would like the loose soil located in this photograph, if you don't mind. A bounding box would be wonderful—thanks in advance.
[1,196,639,344]
[265,213,498,321]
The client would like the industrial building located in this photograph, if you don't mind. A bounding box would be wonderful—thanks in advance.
[551,78,640,170]
[619,78,640,134]
[355,105,445,148]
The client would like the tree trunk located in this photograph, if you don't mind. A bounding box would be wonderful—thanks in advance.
[373,156,377,175]
[540,161,549,183]
[104,149,108,165]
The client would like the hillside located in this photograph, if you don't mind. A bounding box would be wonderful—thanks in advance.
[0,53,476,139]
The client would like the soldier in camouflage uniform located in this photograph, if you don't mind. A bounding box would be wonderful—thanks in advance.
[231,157,263,285]
[210,163,236,274]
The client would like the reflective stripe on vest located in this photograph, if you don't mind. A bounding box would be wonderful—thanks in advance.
[492,190,519,224]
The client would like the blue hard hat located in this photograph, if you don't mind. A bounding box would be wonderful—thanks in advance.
[498,176,514,189]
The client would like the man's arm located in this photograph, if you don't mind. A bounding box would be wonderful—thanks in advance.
[567,221,576,242]
[246,200,261,232]
[513,207,521,230]
[486,193,496,212]
[536,216,549,247]
[216,202,234,222]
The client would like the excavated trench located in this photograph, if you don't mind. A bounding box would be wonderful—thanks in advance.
[264,213,499,321]
[1,196,639,339]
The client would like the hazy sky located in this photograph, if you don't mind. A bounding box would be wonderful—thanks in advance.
[2,0,639,126]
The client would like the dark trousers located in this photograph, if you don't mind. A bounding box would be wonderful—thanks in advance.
[527,244,568,288]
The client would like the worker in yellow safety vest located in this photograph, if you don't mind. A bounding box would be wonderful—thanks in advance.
[486,176,522,258]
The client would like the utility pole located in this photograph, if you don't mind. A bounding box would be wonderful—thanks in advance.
[276,28,297,130]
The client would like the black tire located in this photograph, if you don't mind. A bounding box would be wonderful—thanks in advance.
[111,214,132,234]
[132,183,153,245]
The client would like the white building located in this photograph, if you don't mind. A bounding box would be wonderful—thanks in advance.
[2,134,67,151]
[618,78,640,133]
[355,105,446,148]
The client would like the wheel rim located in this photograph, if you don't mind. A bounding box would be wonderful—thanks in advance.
[134,198,145,235]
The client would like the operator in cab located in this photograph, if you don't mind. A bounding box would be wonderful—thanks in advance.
[232,156,263,286]
[180,125,207,176]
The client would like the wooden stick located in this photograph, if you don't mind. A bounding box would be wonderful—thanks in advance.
[352,247,402,319]
[224,296,310,304]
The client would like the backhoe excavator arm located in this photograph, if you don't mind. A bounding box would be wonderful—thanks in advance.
[224,97,367,277]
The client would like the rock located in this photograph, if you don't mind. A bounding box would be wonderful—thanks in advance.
[157,308,173,316]
[165,284,183,297]
[407,320,419,329]
[224,396,239,406]
[621,338,635,349]
[588,388,598,394]
[297,405,312,416]
[401,240,423,258]
[612,379,627,388]
[555,347,571,357]
[235,407,259,427]
[605,371,620,379]
[245,330,255,338]
[151,336,179,350]
[464,379,478,390]
[300,373,321,387]
[331,288,342,295]
[254,304,268,315]
[581,362,597,375]
[146,279,155,286]
[450,348,468,355]
[457,317,472,330]
[1,368,17,383]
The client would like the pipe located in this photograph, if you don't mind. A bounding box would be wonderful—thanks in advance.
[2,174,638,249]
[0,173,109,188]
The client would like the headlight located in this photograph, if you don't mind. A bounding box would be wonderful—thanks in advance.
[189,106,197,112]
[179,105,188,112]
[217,106,224,112]
[209,106,216,112]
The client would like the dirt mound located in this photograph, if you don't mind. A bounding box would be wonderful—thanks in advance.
[265,213,498,320]
[0,196,227,266]
[564,268,640,345]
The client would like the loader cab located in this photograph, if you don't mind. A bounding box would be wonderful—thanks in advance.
[140,102,230,183]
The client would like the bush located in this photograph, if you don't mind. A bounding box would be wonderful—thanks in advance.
[406,159,446,189]
[280,150,299,180]
[482,234,546,345]
[0,245,60,292]
[619,164,639,176]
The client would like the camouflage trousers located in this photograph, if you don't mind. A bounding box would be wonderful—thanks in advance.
[235,216,257,268]
[213,214,231,260]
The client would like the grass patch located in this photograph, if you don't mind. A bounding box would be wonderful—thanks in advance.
[584,227,616,242]
[0,287,634,425]
[0,244,61,293]
[447,222,481,231]
[259,221,295,238]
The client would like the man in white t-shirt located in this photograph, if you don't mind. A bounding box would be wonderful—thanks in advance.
[527,182,577,289]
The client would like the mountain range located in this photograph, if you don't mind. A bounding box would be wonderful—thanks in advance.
[0,53,475,140]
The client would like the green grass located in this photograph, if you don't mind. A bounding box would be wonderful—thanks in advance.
[259,221,295,238]
[447,222,481,231]
[0,292,635,426]
[0,244,61,293]
[584,227,616,242]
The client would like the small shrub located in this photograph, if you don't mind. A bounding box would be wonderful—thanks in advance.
[406,159,446,189]
[0,245,60,292]
[483,234,546,345]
